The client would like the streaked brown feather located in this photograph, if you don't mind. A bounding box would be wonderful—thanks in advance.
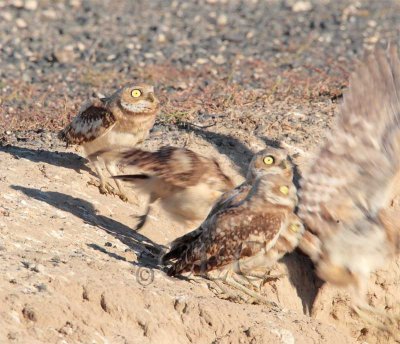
[58,98,116,145]
[116,146,234,190]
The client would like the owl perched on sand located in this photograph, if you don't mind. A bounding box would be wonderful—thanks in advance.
[297,45,400,335]
[163,148,304,303]
[110,146,235,230]
[58,84,159,201]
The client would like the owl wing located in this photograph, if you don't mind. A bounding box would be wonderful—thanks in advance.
[207,181,252,217]
[298,46,400,256]
[165,201,287,276]
[58,98,116,145]
[161,181,252,263]
[115,146,225,188]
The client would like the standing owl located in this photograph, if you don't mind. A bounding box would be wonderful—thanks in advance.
[297,45,400,335]
[58,84,159,201]
[109,146,234,230]
[163,148,304,303]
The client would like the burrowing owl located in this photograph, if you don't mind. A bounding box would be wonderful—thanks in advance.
[297,45,400,334]
[58,84,159,201]
[163,148,304,303]
[111,146,234,230]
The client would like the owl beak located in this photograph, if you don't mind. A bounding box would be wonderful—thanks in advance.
[279,161,287,169]
[147,92,156,103]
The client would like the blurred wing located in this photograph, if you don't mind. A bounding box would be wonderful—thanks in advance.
[58,98,116,145]
[298,46,400,243]
[166,204,286,276]
[117,146,212,188]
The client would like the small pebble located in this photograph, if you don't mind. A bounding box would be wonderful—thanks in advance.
[292,1,312,12]
[16,18,27,29]
[24,0,38,11]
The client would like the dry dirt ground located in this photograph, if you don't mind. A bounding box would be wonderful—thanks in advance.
[1,126,400,344]
[2,0,400,343]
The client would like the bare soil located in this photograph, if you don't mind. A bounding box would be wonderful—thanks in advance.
[1,0,400,343]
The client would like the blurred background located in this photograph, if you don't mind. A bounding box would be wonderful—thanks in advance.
[0,0,399,137]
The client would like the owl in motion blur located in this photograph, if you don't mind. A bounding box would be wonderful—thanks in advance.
[297,45,400,335]
[111,146,234,230]
[163,148,304,303]
[58,84,159,201]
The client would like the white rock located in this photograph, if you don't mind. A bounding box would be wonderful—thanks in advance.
[1,12,13,21]
[217,13,228,26]
[25,0,38,11]
[292,1,312,12]
[16,18,27,28]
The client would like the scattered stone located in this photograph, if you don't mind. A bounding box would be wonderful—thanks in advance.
[24,0,38,11]
[292,1,312,12]
[217,14,228,26]
[15,18,27,29]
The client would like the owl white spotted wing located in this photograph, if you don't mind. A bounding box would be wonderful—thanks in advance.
[164,195,287,276]
[58,98,116,146]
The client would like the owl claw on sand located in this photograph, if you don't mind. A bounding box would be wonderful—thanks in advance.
[87,178,131,203]
[208,272,279,308]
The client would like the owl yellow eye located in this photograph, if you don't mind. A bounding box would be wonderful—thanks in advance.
[131,89,142,98]
[289,223,300,233]
[279,185,289,195]
[263,156,274,165]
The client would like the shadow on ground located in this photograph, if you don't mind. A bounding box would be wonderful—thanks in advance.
[11,185,163,268]
[1,145,93,175]
[177,123,255,176]
[280,250,323,315]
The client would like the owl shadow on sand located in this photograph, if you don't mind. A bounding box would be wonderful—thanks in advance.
[11,185,163,268]
[176,122,257,176]
[0,145,94,176]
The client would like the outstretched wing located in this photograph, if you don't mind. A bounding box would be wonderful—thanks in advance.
[298,46,400,258]
[58,98,116,145]
[165,202,286,276]
[115,146,232,189]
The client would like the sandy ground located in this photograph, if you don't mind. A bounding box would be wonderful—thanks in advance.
[0,128,399,344]
[2,0,400,343]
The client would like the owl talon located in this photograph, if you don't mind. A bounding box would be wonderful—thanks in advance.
[118,192,129,202]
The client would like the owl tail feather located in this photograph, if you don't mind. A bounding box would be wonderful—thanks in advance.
[112,174,150,182]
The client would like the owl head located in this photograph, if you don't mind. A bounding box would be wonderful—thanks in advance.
[258,173,298,207]
[247,147,293,182]
[118,84,159,114]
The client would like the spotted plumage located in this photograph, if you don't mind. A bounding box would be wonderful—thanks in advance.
[163,148,303,283]
[58,84,159,201]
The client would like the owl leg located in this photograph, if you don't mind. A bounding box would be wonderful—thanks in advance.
[104,160,133,203]
[210,270,279,308]
[134,204,152,231]
[88,158,117,195]
[242,271,286,291]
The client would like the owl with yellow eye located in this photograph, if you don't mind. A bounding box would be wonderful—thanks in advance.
[59,84,159,201]
[163,147,303,304]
